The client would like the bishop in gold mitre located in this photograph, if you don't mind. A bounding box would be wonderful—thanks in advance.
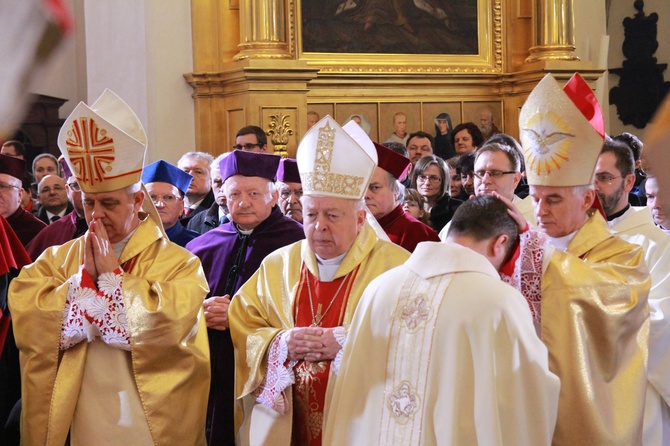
[9,89,211,445]
[510,73,651,445]
[228,115,410,446]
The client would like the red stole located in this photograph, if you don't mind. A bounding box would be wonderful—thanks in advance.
[292,263,359,446]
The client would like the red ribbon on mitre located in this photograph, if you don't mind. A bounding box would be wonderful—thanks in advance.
[562,72,605,139]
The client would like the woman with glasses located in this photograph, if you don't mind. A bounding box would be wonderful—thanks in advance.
[410,155,462,232]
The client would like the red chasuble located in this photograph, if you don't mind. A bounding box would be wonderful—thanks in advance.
[292,264,359,445]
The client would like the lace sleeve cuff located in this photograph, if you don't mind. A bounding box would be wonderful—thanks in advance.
[59,267,129,351]
[332,326,347,376]
[253,331,297,414]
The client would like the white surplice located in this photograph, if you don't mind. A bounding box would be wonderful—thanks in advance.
[610,206,670,446]
[323,241,560,445]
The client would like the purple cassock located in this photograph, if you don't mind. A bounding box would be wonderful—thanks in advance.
[185,149,305,446]
[25,210,88,261]
[6,207,46,248]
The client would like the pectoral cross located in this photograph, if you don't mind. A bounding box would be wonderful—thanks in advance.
[312,303,324,327]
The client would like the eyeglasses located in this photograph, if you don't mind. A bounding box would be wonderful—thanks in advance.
[150,194,182,204]
[67,181,81,191]
[417,175,442,184]
[0,182,19,193]
[473,170,516,179]
[402,200,420,208]
[594,174,622,185]
[280,189,303,200]
[40,185,66,194]
[232,143,262,151]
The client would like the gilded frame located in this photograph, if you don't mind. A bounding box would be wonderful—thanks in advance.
[289,0,502,74]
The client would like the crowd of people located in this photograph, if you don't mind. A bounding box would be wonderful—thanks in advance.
[0,73,668,445]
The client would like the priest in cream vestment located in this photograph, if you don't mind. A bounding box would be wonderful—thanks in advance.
[229,116,409,446]
[323,195,560,445]
[505,73,651,445]
[9,91,211,445]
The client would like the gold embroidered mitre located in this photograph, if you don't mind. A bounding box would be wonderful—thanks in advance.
[297,115,377,199]
[57,89,147,193]
[519,73,605,187]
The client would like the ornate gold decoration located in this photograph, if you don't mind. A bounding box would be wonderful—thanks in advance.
[301,122,364,197]
[235,0,291,60]
[267,112,294,158]
[526,0,579,62]
[290,0,503,74]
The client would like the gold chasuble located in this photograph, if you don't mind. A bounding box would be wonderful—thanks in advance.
[230,222,409,445]
[9,215,211,445]
[542,211,650,445]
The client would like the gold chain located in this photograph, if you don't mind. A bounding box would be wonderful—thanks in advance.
[306,269,350,327]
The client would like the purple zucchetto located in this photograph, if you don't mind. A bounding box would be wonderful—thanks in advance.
[276,158,301,184]
[220,149,281,183]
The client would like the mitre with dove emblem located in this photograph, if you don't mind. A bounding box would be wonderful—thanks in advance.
[519,73,605,187]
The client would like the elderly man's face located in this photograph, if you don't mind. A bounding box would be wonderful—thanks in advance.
[0,173,22,218]
[224,175,277,230]
[178,156,211,199]
[278,181,303,223]
[530,185,594,238]
[38,175,68,212]
[365,167,397,220]
[474,150,520,201]
[146,182,184,230]
[407,137,433,166]
[302,195,366,260]
[82,187,143,244]
[211,167,226,208]
[646,177,669,229]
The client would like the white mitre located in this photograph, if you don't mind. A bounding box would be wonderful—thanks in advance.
[297,115,377,200]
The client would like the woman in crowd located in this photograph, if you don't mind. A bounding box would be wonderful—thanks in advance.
[451,122,484,155]
[410,155,462,232]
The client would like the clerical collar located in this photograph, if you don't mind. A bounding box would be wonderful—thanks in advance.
[546,230,579,252]
[314,251,347,282]
[607,204,630,222]
[236,225,254,236]
[113,223,141,259]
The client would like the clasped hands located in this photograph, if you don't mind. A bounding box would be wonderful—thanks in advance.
[204,295,230,331]
[84,219,120,283]
[286,327,341,363]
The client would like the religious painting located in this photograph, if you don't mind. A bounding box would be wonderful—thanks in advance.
[295,0,501,73]
[379,103,421,143]
[335,104,379,140]
[422,102,461,136]
[301,0,477,54]
[464,101,503,134]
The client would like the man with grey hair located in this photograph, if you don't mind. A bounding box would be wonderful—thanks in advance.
[178,151,215,226]
[229,116,409,446]
[324,195,560,445]
[506,73,650,445]
[366,142,438,252]
[9,90,210,444]
[479,107,500,142]
[186,150,305,445]
[187,152,231,234]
